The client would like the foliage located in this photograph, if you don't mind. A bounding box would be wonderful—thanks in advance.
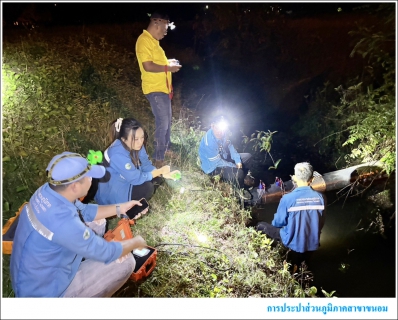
[113,171,316,298]
[292,4,395,174]
[242,130,281,170]
[2,27,152,220]
[292,82,350,167]
[337,4,396,174]
[169,108,205,171]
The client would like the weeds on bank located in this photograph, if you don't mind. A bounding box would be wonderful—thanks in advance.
[111,116,317,298]
[2,27,325,298]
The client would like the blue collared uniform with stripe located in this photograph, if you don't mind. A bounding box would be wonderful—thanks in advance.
[198,128,241,174]
[272,186,325,253]
[95,139,156,204]
[10,184,122,297]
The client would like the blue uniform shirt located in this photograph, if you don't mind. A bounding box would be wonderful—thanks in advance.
[272,186,325,253]
[198,129,241,174]
[95,139,155,204]
[10,183,123,297]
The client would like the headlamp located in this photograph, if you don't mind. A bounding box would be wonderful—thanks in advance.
[168,22,176,30]
[216,118,228,132]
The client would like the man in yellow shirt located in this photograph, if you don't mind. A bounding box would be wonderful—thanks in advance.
[135,11,182,168]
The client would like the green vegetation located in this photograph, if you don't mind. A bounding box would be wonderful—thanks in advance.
[291,4,395,236]
[293,4,395,174]
[242,130,281,170]
[2,26,323,298]
[339,4,395,174]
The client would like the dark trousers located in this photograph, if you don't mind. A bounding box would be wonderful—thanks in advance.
[145,92,172,161]
[130,177,163,201]
[210,152,252,188]
[256,221,315,271]
[82,177,163,204]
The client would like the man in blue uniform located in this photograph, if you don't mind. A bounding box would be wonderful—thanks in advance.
[198,115,252,189]
[256,162,325,269]
[10,152,147,297]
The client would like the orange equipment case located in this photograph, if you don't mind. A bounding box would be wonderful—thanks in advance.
[3,205,158,283]
[104,219,157,282]
[2,202,28,255]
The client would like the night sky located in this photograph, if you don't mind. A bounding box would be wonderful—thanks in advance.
[2,2,374,26]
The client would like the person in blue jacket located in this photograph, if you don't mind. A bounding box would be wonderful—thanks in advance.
[10,152,147,297]
[256,162,325,269]
[95,118,171,215]
[198,115,252,188]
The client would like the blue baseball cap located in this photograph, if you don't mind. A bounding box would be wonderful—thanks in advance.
[46,152,105,185]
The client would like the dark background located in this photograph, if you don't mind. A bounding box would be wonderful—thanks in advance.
[2,2,377,25]
[2,1,389,178]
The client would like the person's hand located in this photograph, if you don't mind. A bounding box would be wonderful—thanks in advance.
[236,163,242,169]
[160,165,171,175]
[168,59,179,66]
[162,170,181,180]
[169,65,182,73]
[121,200,142,214]
[133,207,149,220]
[151,165,170,178]
[132,235,147,250]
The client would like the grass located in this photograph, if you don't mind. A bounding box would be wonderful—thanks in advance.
[2,25,322,298]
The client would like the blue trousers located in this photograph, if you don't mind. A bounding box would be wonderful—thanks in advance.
[145,92,172,161]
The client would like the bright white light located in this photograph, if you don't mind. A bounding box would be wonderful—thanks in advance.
[168,22,176,30]
[217,119,228,132]
[205,5,209,9]
[197,233,208,243]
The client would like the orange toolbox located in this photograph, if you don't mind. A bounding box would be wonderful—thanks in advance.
[2,202,28,255]
[104,218,157,282]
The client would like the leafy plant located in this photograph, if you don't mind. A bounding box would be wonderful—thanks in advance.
[336,5,396,174]
[242,130,281,170]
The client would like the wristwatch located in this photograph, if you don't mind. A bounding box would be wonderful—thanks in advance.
[116,204,122,218]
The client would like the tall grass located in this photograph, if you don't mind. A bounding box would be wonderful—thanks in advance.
[2,26,321,298]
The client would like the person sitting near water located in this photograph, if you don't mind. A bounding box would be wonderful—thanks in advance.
[198,115,252,189]
[10,152,147,297]
[256,162,325,269]
[94,118,173,218]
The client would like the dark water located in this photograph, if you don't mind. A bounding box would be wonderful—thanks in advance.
[250,191,396,298]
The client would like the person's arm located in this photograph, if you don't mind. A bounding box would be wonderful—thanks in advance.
[227,141,242,168]
[139,147,156,172]
[142,61,181,73]
[119,235,147,257]
[271,198,289,227]
[152,165,171,178]
[111,150,154,185]
[94,200,142,220]
[319,193,326,230]
[199,131,236,170]
[52,211,123,264]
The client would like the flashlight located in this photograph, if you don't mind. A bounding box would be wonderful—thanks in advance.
[168,22,176,30]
